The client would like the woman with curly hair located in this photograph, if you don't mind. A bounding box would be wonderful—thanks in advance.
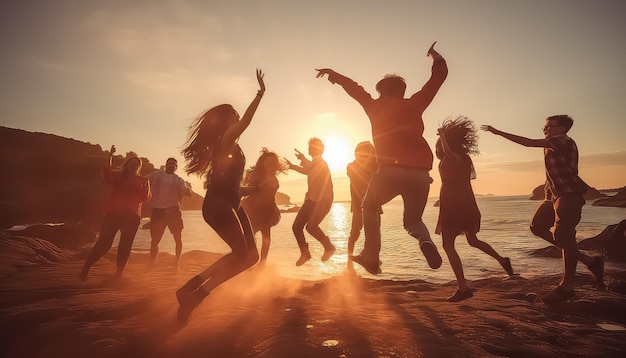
[436,116,514,302]
[240,148,289,266]
[175,69,265,324]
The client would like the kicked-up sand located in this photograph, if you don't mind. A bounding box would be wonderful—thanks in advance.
[1,235,626,358]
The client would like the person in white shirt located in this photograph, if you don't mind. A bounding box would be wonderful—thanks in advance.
[146,157,192,268]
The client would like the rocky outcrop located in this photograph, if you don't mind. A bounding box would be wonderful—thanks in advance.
[529,184,607,201]
[0,231,78,277]
[578,220,626,261]
[532,221,626,262]
[2,223,97,250]
[592,187,626,208]
[529,185,546,200]
[276,192,293,206]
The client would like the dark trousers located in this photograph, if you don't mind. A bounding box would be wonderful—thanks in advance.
[361,165,432,258]
[86,210,140,271]
[292,199,333,249]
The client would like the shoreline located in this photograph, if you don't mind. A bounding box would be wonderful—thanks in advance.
[1,238,626,357]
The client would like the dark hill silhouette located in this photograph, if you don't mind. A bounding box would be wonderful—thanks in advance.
[0,126,159,230]
[0,126,294,229]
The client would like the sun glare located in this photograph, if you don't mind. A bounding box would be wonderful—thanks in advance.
[322,135,353,171]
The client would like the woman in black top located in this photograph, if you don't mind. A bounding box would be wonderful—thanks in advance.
[176,69,265,323]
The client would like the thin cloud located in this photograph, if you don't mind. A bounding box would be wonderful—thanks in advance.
[582,150,626,166]
[477,150,626,173]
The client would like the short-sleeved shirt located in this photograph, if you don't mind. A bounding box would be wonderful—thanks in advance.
[147,171,188,209]
[544,134,589,199]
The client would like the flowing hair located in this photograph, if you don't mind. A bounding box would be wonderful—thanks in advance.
[438,115,479,156]
[242,148,289,185]
[181,104,237,183]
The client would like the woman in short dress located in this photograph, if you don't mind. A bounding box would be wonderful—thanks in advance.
[436,116,514,302]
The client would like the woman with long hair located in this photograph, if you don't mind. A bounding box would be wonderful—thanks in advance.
[436,116,514,302]
[80,145,151,282]
[176,69,265,323]
[240,148,289,266]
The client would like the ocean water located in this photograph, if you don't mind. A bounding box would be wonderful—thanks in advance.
[131,195,625,284]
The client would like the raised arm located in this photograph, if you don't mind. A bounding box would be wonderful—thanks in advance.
[107,145,116,169]
[286,158,306,175]
[480,125,548,148]
[315,68,372,105]
[101,145,116,181]
[221,69,265,149]
[410,41,448,105]
[437,131,464,162]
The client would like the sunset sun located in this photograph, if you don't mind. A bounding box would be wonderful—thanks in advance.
[321,134,353,171]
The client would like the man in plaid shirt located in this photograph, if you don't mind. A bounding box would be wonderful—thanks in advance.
[481,115,604,304]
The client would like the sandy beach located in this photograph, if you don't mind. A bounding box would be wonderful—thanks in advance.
[1,235,626,358]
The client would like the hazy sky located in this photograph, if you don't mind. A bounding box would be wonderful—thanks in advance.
[1,0,625,202]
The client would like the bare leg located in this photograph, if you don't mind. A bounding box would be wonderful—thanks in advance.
[149,223,166,265]
[173,231,183,269]
[442,232,468,290]
[307,200,335,261]
[465,232,513,276]
[259,227,271,265]
[348,209,363,257]
[530,199,596,266]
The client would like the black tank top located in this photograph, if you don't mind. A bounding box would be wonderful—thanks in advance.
[206,143,246,195]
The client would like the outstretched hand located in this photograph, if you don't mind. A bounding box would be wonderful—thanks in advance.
[294,148,306,161]
[256,69,265,95]
[109,145,116,155]
[315,68,336,81]
[427,41,440,58]
[480,125,496,133]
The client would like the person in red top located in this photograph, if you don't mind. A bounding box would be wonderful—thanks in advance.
[315,42,447,274]
[80,145,151,282]
[482,115,604,304]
